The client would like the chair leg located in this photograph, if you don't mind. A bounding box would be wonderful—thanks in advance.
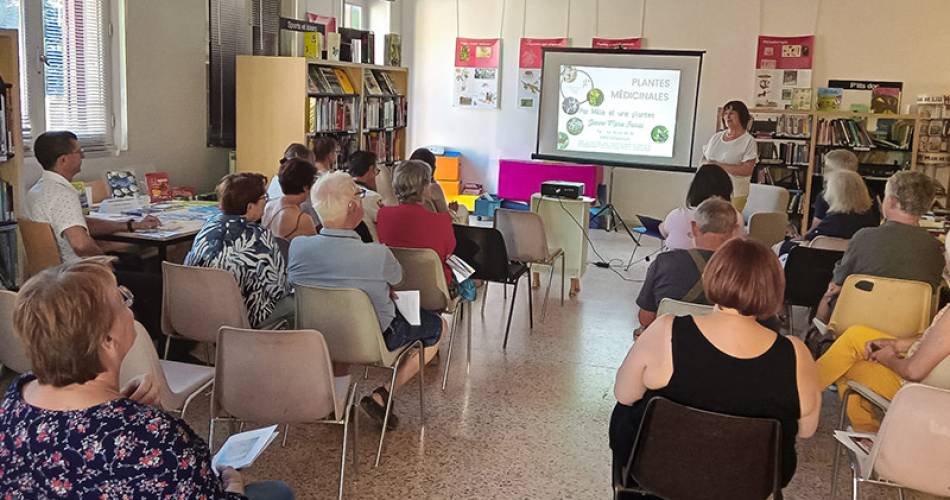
[896,487,904,500]
[503,280,519,350]
[351,399,359,475]
[851,469,859,500]
[374,366,399,467]
[466,301,472,373]
[831,388,854,495]
[163,336,171,360]
[542,260,555,321]
[281,424,290,447]
[441,305,461,391]
[208,419,216,454]
[481,282,488,315]
[417,341,425,431]
[338,405,350,500]
[527,270,534,330]
[560,253,565,306]
[180,379,214,420]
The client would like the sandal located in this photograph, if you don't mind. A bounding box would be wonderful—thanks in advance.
[360,387,399,431]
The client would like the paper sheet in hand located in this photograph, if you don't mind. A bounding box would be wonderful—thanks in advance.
[394,290,421,325]
[211,425,279,474]
[447,254,475,283]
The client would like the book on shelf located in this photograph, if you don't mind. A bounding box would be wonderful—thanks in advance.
[365,130,399,164]
[326,32,341,61]
[751,113,811,139]
[817,87,843,111]
[308,65,331,94]
[372,70,394,95]
[309,97,359,133]
[757,141,809,166]
[380,72,399,95]
[333,69,355,94]
[816,118,878,149]
[364,70,383,96]
[319,67,344,94]
[384,33,402,67]
[871,87,900,114]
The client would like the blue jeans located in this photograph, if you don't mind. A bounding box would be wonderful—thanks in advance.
[383,309,443,351]
[245,480,294,500]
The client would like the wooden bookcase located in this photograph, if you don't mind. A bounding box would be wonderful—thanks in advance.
[235,56,408,180]
[0,30,24,287]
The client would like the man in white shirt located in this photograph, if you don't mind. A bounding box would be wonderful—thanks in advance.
[346,150,384,240]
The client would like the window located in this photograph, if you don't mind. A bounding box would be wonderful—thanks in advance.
[3,0,121,153]
[344,2,363,30]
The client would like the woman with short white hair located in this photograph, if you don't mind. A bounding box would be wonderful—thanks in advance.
[811,149,860,228]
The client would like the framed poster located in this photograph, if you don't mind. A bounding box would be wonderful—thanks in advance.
[754,35,814,109]
[518,37,569,108]
[454,38,502,109]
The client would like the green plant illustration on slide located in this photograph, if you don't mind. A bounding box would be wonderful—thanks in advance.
[558,65,606,139]
[651,125,670,144]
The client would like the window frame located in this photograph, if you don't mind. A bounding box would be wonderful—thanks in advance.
[343,2,364,30]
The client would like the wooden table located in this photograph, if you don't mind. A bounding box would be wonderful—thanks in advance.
[530,194,593,296]
[90,202,217,261]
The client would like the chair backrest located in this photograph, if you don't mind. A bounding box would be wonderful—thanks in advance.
[294,283,389,365]
[657,298,714,318]
[747,212,789,247]
[213,327,339,422]
[389,247,451,312]
[783,246,844,308]
[806,235,850,252]
[161,262,249,343]
[627,397,783,500]
[18,219,62,278]
[870,383,950,495]
[119,320,174,407]
[0,290,31,373]
[830,274,933,338]
[743,183,791,221]
[493,209,550,263]
[452,224,511,282]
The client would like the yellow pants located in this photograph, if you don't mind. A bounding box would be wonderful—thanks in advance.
[817,325,904,432]
[731,195,748,213]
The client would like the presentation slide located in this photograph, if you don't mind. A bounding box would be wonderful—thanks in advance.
[556,66,681,158]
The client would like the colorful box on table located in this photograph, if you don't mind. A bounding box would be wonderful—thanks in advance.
[474,195,503,218]
[438,180,460,198]
[434,151,461,181]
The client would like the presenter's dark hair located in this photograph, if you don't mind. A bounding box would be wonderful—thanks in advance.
[687,164,734,208]
[723,100,752,128]
[34,131,79,170]
[346,151,379,178]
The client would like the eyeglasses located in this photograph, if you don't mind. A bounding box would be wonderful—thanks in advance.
[355,188,367,199]
[259,194,270,203]
[118,285,134,308]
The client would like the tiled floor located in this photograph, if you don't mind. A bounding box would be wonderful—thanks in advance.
[2,230,941,499]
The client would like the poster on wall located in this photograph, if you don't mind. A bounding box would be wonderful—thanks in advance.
[518,37,569,109]
[306,13,336,33]
[591,37,643,50]
[454,38,502,109]
[754,35,814,110]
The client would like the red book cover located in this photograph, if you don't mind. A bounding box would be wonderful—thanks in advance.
[145,172,171,202]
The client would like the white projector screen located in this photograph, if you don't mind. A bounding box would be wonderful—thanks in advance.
[534,49,704,171]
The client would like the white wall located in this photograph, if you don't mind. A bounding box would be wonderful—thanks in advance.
[406,0,950,219]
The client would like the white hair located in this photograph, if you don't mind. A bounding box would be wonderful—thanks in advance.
[694,197,738,234]
[823,149,859,173]
[824,170,872,214]
[311,171,357,227]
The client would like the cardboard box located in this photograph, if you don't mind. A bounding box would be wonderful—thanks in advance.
[434,152,461,181]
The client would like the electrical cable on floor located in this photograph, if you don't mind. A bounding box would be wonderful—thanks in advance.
[555,197,644,283]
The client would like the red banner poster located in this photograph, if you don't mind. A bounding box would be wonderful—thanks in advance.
[454,38,501,108]
[591,37,642,50]
[455,38,501,68]
[519,37,569,69]
[755,35,814,69]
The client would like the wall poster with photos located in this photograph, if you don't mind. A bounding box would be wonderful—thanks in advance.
[454,38,501,109]
[517,37,569,109]
[754,35,814,110]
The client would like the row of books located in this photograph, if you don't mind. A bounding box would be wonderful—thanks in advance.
[752,113,812,139]
[308,65,356,95]
[364,97,407,129]
[364,69,400,96]
[0,77,13,162]
[816,118,876,149]
[787,192,806,215]
[365,130,400,165]
[308,97,359,133]
[757,142,809,166]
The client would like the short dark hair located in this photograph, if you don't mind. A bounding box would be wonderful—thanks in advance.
[282,143,311,163]
[723,100,752,129]
[703,238,784,318]
[34,131,78,170]
[217,172,267,215]
[312,137,338,163]
[346,150,378,178]
[687,164,733,207]
[409,148,437,169]
[278,158,318,195]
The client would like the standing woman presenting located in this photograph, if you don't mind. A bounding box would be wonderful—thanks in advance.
[702,100,758,212]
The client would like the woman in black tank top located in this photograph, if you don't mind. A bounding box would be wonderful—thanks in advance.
[610,238,821,495]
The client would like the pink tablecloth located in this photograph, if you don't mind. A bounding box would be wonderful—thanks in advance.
[497,159,602,202]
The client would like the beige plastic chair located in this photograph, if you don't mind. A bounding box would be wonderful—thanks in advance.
[211,327,357,500]
[747,212,789,247]
[118,321,214,418]
[18,219,62,278]
[743,184,790,222]
[161,262,250,359]
[494,209,565,321]
[294,283,425,467]
[838,383,950,498]
[389,246,467,391]
[0,290,30,373]
[807,235,850,252]
[828,274,933,339]
[657,298,714,318]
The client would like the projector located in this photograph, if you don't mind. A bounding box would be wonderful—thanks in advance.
[541,181,585,199]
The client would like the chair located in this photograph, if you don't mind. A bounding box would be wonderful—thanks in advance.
[783,246,844,336]
[807,235,850,252]
[453,224,529,350]
[118,321,214,419]
[615,397,784,500]
[494,209,565,322]
[0,290,30,373]
[828,274,933,339]
[835,383,950,499]
[294,284,425,468]
[389,246,467,391]
[747,212,789,247]
[161,262,250,359]
[656,298,714,318]
[18,219,62,278]
[210,327,357,500]
[743,183,791,222]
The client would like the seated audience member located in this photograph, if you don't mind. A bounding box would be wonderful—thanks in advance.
[811,149,860,229]
[185,173,293,328]
[262,158,318,241]
[0,259,293,499]
[266,142,317,200]
[407,147,470,224]
[288,172,444,429]
[816,171,944,324]
[347,151,384,240]
[377,160,456,288]
[659,163,736,250]
[637,198,740,329]
[778,169,880,256]
[611,239,821,490]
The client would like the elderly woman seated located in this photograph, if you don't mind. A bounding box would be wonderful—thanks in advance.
[0,258,292,498]
[185,172,293,328]
[262,158,318,242]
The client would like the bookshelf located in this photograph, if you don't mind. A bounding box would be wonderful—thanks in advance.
[0,30,23,287]
[235,56,408,180]
[916,95,950,210]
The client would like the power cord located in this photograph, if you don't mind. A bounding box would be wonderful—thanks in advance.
[554,197,644,283]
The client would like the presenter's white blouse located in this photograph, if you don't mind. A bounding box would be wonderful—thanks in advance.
[702,131,758,198]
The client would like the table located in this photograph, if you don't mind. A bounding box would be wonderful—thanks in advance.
[90,202,217,261]
[530,194,593,296]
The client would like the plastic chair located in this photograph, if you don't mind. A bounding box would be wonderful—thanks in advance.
[807,235,850,252]
[836,384,950,499]
[0,290,30,373]
[453,224,529,350]
[616,397,784,500]
[783,246,844,336]
[118,321,214,419]
[494,209,565,321]
[161,262,251,359]
[743,184,791,222]
[656,298,714,318]
[18,219,62,278]
[828,274,933,340]
[748,212,789,247]
[389,246,467,391]
[210,327,357,500]
[294,284,425,468]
